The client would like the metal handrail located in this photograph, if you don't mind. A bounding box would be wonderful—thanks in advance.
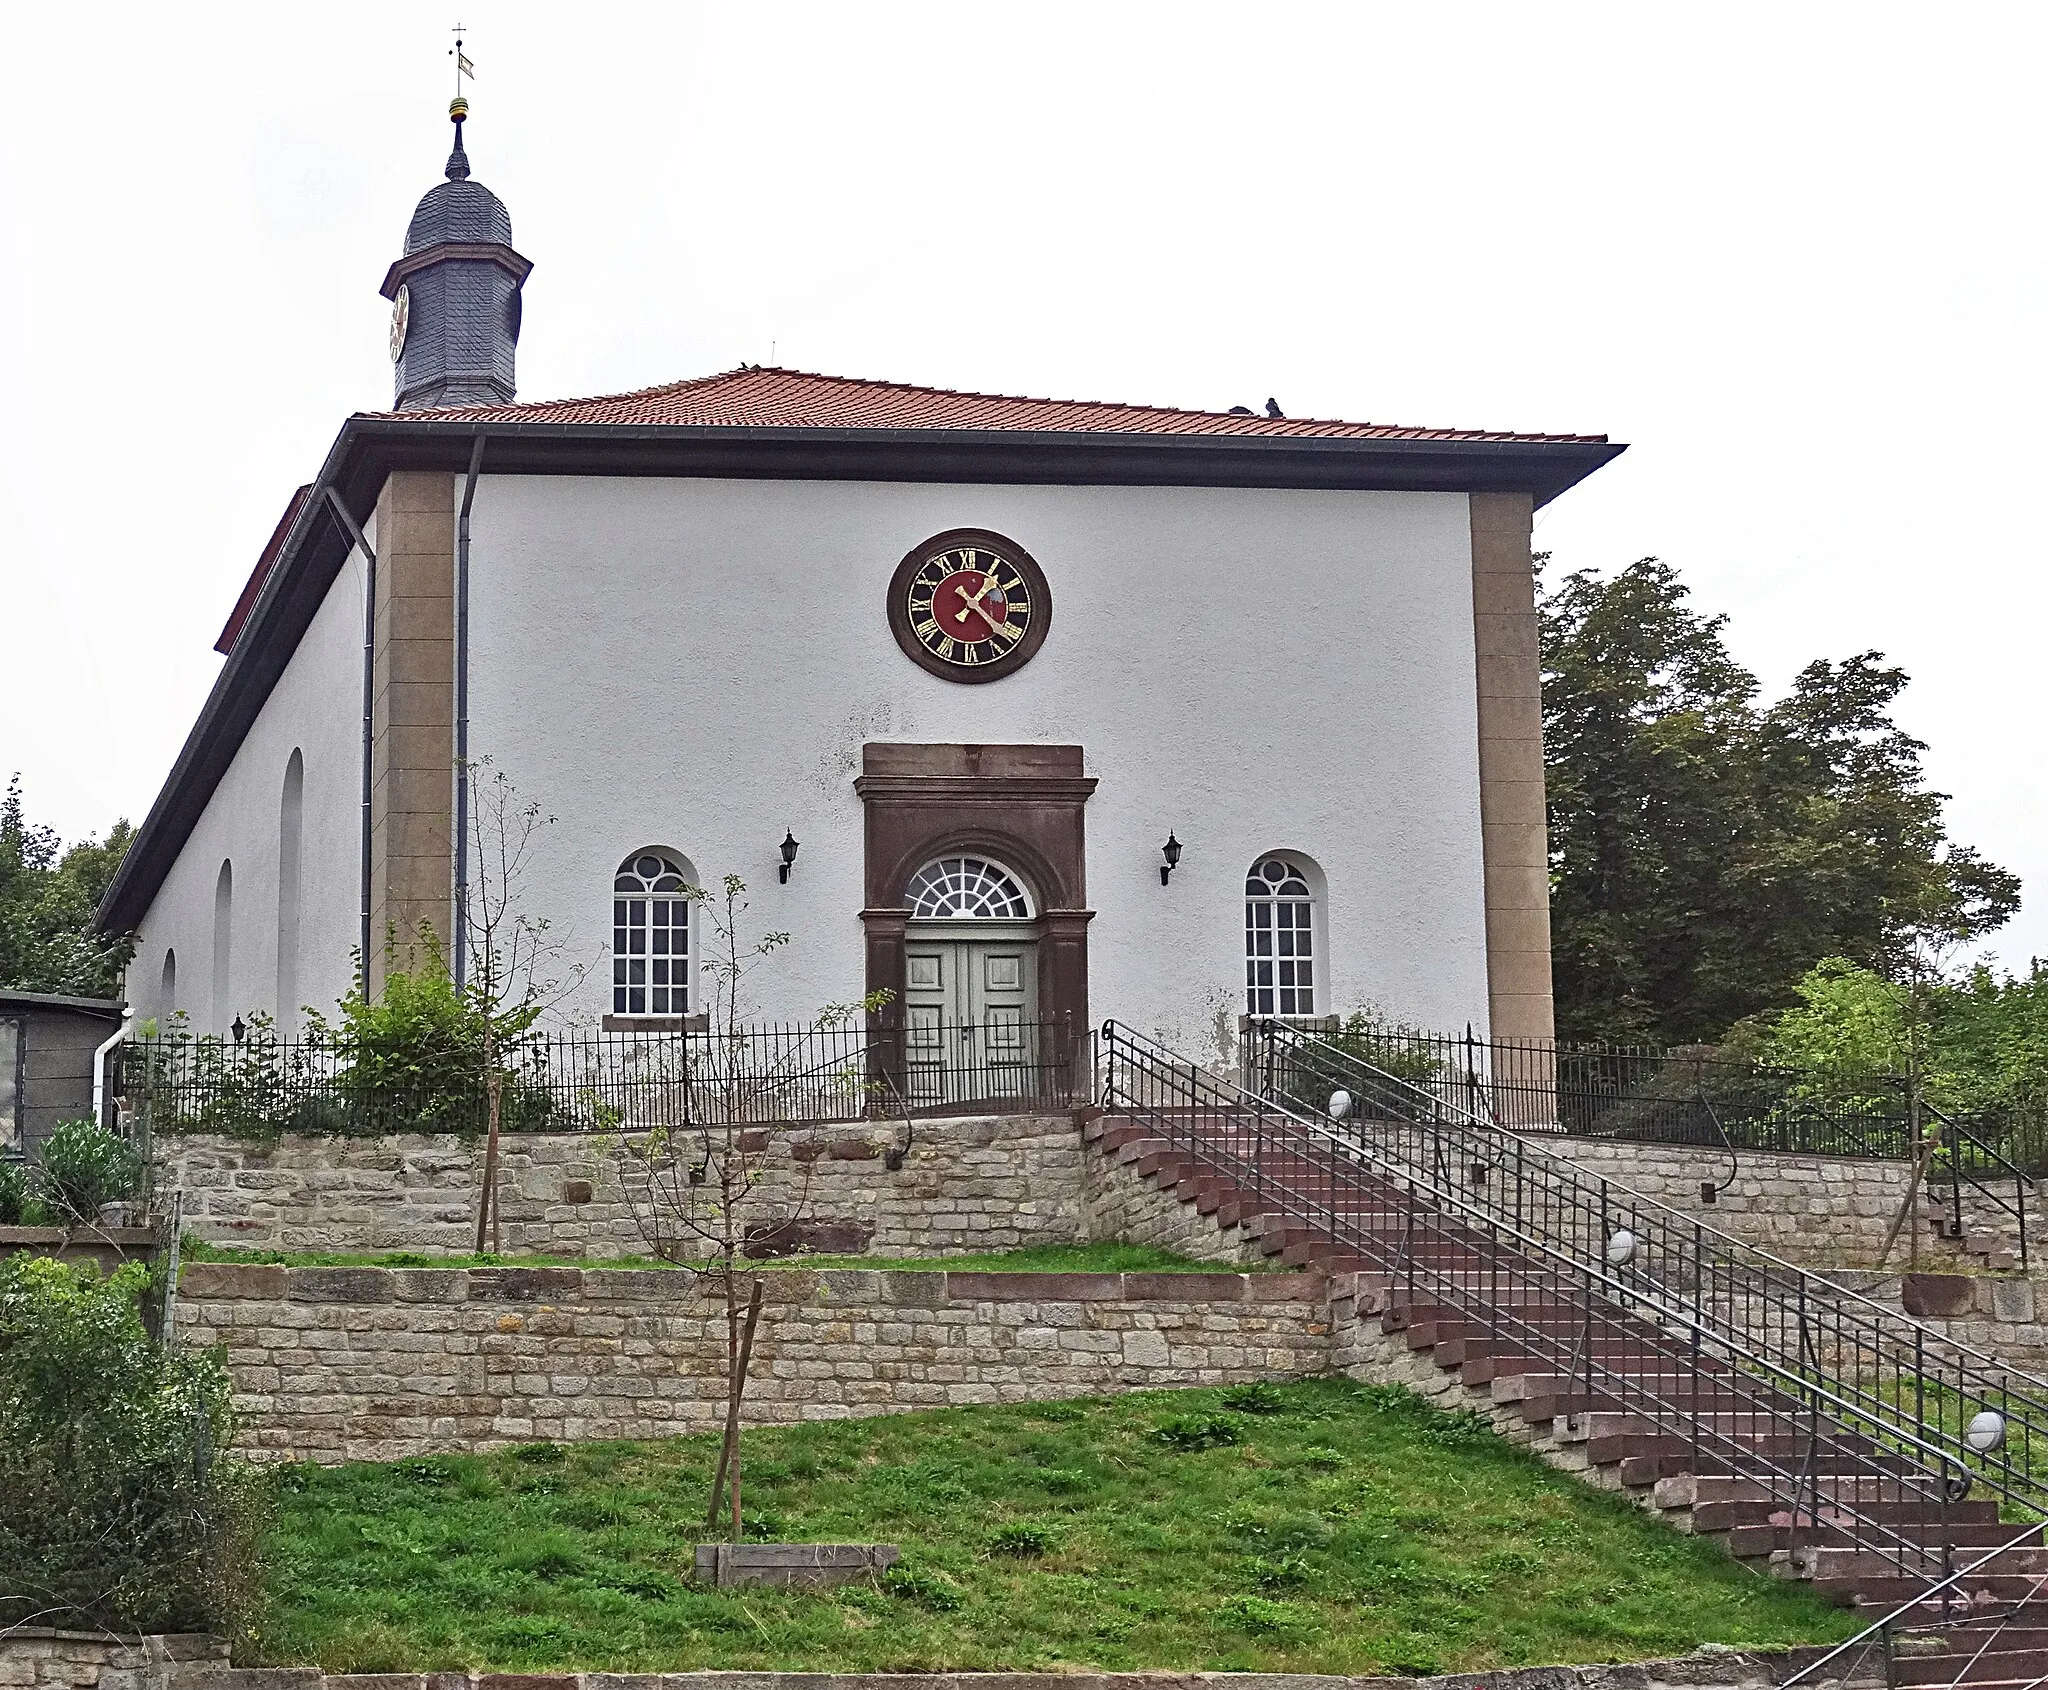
[1779,1519,2048,1688]
[1922,1096,2034,1271]
[1102,1021,2046,1581]
[1246,1016,2048,1412]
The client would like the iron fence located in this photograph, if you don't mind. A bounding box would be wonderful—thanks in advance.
[1321,1020,2048,1173]
[120,1016,1080,1142]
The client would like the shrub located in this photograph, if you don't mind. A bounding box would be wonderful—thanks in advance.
[1151,1412,1242,1450]
[988,1521,1055,1557]
[1416,1406,1497,1450]
[1247,1553,1317,1591]
[512,1440,567,1464]
[35,1117,144,1220]
[0,1159,33,1224]
[1215,1593,1309,1636]
[884,1562,963,1610]
[1221,1381,1288,1414]
[0,1255,267,1634]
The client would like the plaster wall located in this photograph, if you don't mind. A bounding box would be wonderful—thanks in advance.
[465,476,1492,1056]
[127,545,370,1036]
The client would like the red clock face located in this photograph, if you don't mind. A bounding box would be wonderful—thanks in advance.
[890,532,1050,682]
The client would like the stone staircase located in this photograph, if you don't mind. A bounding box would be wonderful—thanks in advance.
[1084,1045,2048,1625]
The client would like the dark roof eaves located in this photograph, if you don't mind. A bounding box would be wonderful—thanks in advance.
[98,413,1624,934]
[0,988,124,1016]
[95,422,364,937]
[346,415,1625,503]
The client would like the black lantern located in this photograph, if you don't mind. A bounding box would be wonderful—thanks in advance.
[779,831,800,883]
[230,1015,247,1045]
[1159,832,1182,886]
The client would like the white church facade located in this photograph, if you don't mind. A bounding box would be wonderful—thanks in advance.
[97,102,1621,1066]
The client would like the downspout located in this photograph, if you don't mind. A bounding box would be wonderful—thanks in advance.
[92,1004,132,1132]
[452,433,487,989]
[324,487,378,973]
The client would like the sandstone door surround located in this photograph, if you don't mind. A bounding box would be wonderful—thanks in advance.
[856,744,1096,1046]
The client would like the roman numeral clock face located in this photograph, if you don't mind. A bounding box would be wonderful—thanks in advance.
[887,529,1052,684]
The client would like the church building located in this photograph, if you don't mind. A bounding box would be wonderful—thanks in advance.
[97,99,1623,1067]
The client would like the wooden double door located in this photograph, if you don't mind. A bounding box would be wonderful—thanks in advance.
[903,922,1040,1105]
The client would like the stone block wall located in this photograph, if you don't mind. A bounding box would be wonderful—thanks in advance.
[0,1656,1837,1690]
[1543,1134,2018,1267]
[0,1633,225,1690]
[158,1113,1087,1259]
[176,1261,1331,1462]
[1081,1134,1264,1267]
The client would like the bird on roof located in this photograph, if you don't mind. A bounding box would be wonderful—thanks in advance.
[1265,397,1284,418]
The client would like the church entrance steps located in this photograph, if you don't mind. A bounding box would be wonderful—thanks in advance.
[1094,1020,2048,1620]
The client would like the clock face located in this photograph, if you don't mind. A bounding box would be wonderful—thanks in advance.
[388,285,410,363]
[888,529,1051,683]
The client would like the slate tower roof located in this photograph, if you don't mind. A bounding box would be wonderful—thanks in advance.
[380,99,532,411]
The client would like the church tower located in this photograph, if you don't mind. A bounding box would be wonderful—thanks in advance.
[379,97,532,410]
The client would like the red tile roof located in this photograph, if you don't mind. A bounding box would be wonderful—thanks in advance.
[215,484,312,656]
[372,365,1607,444]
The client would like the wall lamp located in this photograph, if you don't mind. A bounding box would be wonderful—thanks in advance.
[1159,832,1182,886]
[779,831,800,883]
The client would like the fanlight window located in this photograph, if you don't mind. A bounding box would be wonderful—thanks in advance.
[904,856,1034,920]
[1245,856,1315,1016]
[613,850,692,1015]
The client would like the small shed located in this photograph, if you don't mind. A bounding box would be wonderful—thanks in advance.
[0,989,123,1161]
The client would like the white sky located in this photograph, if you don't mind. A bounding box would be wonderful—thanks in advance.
[3,2,2042,967]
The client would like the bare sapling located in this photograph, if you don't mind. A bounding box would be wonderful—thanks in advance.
[462,760,584,1253]
[605,872,890,1539]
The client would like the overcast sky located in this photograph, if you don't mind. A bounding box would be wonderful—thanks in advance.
[3,2,2041,971]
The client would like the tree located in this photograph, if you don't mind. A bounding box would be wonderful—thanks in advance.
[607,873,889,1540]
[0,775,135,998]
[460,761,583,1252]
[1541,558,2017,1045]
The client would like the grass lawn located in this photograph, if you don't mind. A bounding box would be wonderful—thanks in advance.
[180,1239,1249,1274]
[258,1379,1856,1675]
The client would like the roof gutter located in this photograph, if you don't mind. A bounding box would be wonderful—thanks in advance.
[321,487,378,971]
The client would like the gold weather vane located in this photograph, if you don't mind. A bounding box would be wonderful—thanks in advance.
[450,25,475,102]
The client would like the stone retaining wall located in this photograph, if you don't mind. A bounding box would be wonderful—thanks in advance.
[158,1113,1086,1259]
[0,1632,225,1690]
[1081,1134,1264,1267]
[0,1648,1845,1690]
[177,1262,1330,1462]
[1545,1134,2018,1266]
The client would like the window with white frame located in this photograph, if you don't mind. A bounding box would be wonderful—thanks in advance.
[612,851,691,1016]
[904,856,1034,919]
[1245,856,1315,1016]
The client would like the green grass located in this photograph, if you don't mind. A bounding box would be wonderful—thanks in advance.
[178,1238,1245,1274]
[257,1379,1857,1675]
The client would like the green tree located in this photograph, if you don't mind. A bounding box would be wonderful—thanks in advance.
[0,774,135,997]
[1541,559,2017,1045]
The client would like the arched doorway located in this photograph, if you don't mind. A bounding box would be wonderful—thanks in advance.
[902,855,1041,1105]
[856,743,1097,1106]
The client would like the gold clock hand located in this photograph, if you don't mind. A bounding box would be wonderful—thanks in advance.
[955,587,1008,637]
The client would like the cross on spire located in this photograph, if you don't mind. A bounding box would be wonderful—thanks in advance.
[450,25,475,101]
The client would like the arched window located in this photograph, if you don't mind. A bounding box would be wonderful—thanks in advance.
[1245,855,1315,1016]
[212,860,234,1033]
[904,856,1034,919]
[277,751,303,1030]
[161,949,178,1017]
[613,850,692,1016]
